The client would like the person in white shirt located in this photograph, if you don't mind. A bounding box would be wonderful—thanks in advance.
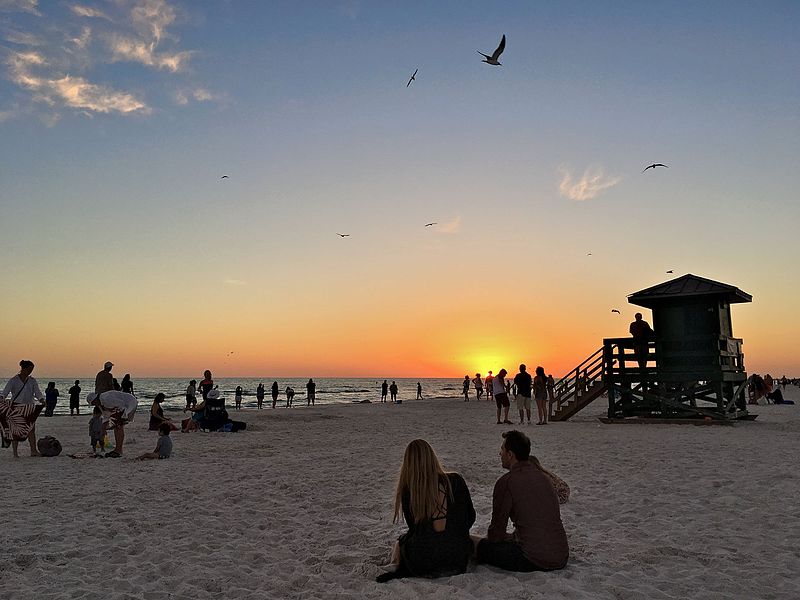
[0,360,45,457]
[87,390,138,457]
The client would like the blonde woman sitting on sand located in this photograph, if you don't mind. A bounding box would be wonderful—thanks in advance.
[377,439,475,583]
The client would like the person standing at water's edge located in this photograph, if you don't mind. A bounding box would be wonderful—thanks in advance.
[463,376,470,402]
[493,369,512,425]
[199,370,214,401]
[95,361,114,395]
[185,380,197,409]
[514,364,532,425]
[286,386,295,407]
[390,381,399,403]
[44,382,59,417]
[235,386,243,410]
[533,367,548,425]
[416,382,423,400]
[381,380,389,403]
[472,373,483,401]
[69,380,81,415]
[485,371,494,403]
[256,383,265,409]
[475,430,569,572]
[121,374,134,395]
[306,379,316,406]
[0,360,45,457]
[271,381,279,408]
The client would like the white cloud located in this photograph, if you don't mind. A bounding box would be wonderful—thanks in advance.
[174,86,216,105]
[69,4,110,19]
[3,29,42,45]
[437,216,461,234]
[108,34,191,71]
[129,0,178,44]
[67,26,92,49]
[0,0,41,16]
[558,166,622,201]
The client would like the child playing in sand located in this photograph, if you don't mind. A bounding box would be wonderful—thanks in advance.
[135,423,173,460]
[89,405,105,455]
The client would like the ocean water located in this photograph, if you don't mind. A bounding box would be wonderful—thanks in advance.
[30,377,467,415]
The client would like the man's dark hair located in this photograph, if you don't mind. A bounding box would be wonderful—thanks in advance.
[19,359,34,370]
[502,430,531,461]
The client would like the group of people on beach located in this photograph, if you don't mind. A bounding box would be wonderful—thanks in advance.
[186,377,318,410]
[377,430,569,582]
[464,365,556,425]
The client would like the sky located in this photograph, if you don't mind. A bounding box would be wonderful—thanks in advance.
[1,0,798,378]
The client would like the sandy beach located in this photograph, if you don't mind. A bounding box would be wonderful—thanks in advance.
[2,388,798,600]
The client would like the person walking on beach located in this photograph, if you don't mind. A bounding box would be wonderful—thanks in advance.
[69,380,81,415]
[390,381,399,403]
[472,373,484,401]
[306,379,316,406]
[44,381,59,417]
[533,367,549,425]
[185,380,197,409]
[0,360,45,457]
[199,370,214,401]
[493,369,512,425]
[235,386,243,410]
[463,375,470,401]
[121,374,134,395]
[381,380,389,403]
[271,381,279,408]
[95,361,114,395]
[416,382,423,400]
[474,430,569,572]
[514,364,532,425]
[286,386,295,407]
[256,383,265,409]
[485,371,495,403]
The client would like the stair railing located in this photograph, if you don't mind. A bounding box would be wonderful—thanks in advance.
[550,347,605,418]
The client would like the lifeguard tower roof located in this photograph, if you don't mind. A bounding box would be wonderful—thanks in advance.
[627,274,752,309]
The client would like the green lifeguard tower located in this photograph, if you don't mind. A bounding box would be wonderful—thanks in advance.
[549,274,753,422]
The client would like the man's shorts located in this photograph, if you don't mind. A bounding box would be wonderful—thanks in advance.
[495,392,510,408]
[515,394,532,411]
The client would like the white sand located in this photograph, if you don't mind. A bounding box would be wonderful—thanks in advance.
[2,387,799,599]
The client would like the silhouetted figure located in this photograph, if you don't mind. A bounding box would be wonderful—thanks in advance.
[121,373,134,395]
[514,364,532,425]
[113,378,121,391]
[629,312,654,371]
[286,386,295,407]
[472,373,484,400]
[44,382,59,417]
[381,380,389,403]
[485,371,494,403]
[186,380,197,409]
[256,383,265,409]
[235,385,243,410]
[306,379,316,406]
[68,380,81,415]
[533,367,548,425]
[95,361,114,395]
[416,382,423,400]
[199,370,214,401]
[271,381,279,408]
[390,381,398,403]
[493,369,511,424]
[463,376,470,402]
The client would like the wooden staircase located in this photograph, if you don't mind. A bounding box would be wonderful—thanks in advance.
[549,347,608,421]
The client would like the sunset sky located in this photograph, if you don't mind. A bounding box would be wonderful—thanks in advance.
[1,1,798,378]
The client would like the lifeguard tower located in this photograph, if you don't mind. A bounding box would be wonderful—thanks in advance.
[549,274,753,422]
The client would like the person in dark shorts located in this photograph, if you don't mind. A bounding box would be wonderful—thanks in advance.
[389,381,398,403]
[185,380,197,409]
[69,380,81,415]
[306,379,316,406]
[492,369,512,424]
[462,376,470,402]
[513,365,532,425]
[381,380,388,403]
[271,381,279,408]
[474,430,568,572]
[256,383,265,409]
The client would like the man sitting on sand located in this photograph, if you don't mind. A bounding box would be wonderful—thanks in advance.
[474,430,569,572]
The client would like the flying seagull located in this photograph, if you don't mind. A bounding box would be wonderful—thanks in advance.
[666,270,674,273]
[642,163,668,173]
[336,233,350,238]
[587,252,592,256]
[611,309,621,314]
[425,222,437,227]
[407,68,418,87]
[220,175,229,179]
[478,34,506,66]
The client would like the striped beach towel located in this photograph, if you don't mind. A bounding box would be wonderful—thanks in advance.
[0,400,44,443]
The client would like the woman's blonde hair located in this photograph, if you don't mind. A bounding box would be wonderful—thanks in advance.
[393,439,453,524]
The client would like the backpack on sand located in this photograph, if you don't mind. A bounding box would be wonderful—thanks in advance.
[37,435,62,457]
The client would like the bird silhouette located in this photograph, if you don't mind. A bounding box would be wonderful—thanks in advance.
[611,309,621,314]
[407,68,418,87]
[666,270,674,273]
[587,252,592,256]
[478,34,506,66]
[336,233,350,238]
[642,163,668,173]
[425,222,437,227]
[220,175,229,179]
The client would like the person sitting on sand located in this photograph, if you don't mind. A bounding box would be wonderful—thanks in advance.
[149,393,175,431]
[136,422,173,461]
[87,390,138,458]
[377,439,475,583]
[474,430,568,572]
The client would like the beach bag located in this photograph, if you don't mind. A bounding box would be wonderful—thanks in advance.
[230,420,246,432]
[37,435,62,457]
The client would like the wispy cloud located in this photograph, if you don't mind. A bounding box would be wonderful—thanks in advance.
[223,279,247,286]
[437,215,461,234]
[1,0,215,123]
[558,166,622,201]
[0,0,41,16]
